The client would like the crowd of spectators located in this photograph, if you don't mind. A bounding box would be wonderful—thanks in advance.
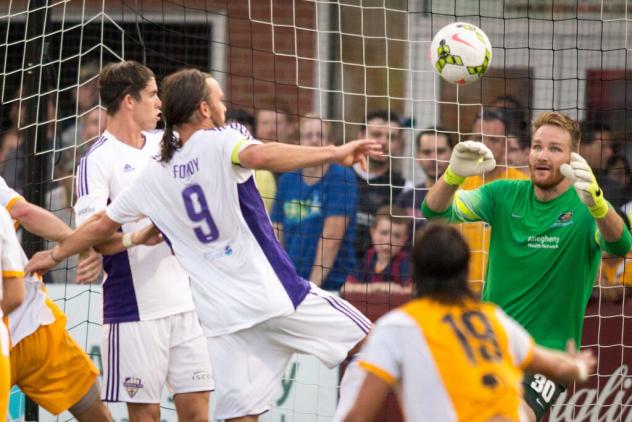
[1,78,630,302]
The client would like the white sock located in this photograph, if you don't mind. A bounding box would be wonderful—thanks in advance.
[331,355,366,422]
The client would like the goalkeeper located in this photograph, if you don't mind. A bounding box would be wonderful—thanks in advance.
[422,111,631,422]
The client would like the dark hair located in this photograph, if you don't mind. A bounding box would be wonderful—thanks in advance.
[416,126,455,150]
[372,205,410,228]
[226,108,255,130]
[362,109,401,131]
[160,68,212,163]
[580,120,612,145]
[474,109,509,132]
[412,222,473,302]
[98,61,155,115]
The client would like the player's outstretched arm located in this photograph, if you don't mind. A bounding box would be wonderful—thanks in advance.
[238,139,382,173]
[560,153,631,246]
[10,199,73,242]
[527,341,596,386]
[424,140,496,214]
[26,213,121,276]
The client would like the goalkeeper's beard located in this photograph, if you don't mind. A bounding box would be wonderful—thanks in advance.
[529,162,566,190]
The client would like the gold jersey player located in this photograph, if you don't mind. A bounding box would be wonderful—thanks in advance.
[0,176,110,421]
[343,223,596,422]
[421,112,631,420]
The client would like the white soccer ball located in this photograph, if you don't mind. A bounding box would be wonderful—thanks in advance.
[430,22,492,85]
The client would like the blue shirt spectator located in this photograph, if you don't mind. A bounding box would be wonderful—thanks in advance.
[271,116,357,291]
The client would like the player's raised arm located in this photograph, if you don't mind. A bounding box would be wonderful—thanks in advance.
[237,138,383,174]
[423,140,496,214]
[561,152,632,249]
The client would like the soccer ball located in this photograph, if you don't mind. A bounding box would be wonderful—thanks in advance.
[430,22,492,85]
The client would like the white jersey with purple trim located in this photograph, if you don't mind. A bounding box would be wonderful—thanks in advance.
[75,130,195,324]
[106,123,311,337]
[0,177,55,346]
[0,206,26,321]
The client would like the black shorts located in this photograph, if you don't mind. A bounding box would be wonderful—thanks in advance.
[522,373,566,421]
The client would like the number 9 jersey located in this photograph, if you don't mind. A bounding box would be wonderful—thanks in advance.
[358,297,535,422]
[106,124,311,337]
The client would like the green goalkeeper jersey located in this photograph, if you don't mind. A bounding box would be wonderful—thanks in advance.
[422,179,632,351]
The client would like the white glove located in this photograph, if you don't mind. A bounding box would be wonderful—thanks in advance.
[560,152,609,218]
[444,140,496,185]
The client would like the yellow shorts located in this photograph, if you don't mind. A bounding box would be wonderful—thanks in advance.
[10,298,99,415]
[0,323,10,421]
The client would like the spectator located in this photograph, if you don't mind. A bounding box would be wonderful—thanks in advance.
[226,108,255,135]
[506,131,531,175]
[353,110,410,262]
[343,205,412,295]
[255,98,297,144]
[489,94,530,138]
[463,110,528,294]
[271,114,357,291]
[226,108,276,213]
[60,61,101,150]
[606,154,631,194]
[598,209,632,302]
[580,121,626,208]
[396,127,454,219]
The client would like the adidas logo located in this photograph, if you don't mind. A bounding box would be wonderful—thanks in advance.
[123,164,135,172]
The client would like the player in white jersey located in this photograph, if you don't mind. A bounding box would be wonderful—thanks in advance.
[0,206,24,421]
[73,61,212,421]
[27,68,382,422]
[0,177,111,420]
[343,223,596,422]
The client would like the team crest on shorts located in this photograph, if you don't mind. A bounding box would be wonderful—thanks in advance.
[123,377,144,398]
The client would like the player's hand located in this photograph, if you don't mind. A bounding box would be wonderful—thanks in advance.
[76,248,102,284]
[132,224,163,247]
[560,153,609,219]
[25,249,59,275]
[565,340,596,384]
[333,139,383,170]
[444,140,496,185]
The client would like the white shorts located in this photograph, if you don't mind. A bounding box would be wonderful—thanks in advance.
[102,310,213,403]
[208,285,371,420]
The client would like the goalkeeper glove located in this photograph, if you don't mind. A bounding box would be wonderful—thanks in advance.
[443,141,497,186]
[560,152,609,219]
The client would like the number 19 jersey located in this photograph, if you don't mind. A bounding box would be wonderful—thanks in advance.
[106,124,311,337]
[359,298,534,422]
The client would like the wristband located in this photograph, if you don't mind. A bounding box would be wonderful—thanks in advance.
[443,166,466,186]
[122,232,135,249]
[576,360,588,382]
[50,248,62,264]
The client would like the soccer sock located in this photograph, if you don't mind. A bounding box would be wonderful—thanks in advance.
[331,354,366,422]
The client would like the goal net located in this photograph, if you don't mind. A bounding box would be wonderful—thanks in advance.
[1,0,630,421]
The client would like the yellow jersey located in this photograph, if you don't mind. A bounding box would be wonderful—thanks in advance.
[359,297,534,422]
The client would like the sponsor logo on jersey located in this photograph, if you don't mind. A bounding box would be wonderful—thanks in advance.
[551,210,573,228]
[123,163,135,173]
[527,234,560,249]
[123,377,144,398]
[204,244,233,261]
